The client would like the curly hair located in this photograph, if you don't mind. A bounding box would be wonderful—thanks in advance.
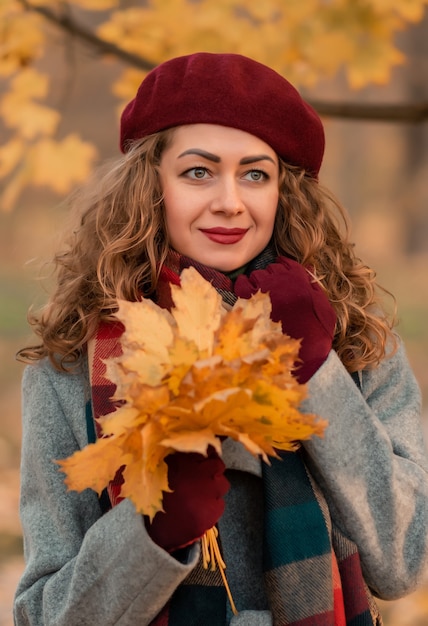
[17,129,396,372]
[273,162,397,372]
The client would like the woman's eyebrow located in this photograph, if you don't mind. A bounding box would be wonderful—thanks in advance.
[178,149,220,162]
[239,155,276,165]
[177,149,276,165]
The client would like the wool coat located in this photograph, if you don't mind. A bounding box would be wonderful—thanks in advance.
[14,342,428,625]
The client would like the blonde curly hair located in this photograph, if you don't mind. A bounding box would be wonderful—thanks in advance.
[17,129,396,372]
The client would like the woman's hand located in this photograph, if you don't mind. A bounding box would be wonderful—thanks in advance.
[234,257,336,383]
[145,446,229,553]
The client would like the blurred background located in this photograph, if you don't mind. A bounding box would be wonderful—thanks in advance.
[0,1,427,624]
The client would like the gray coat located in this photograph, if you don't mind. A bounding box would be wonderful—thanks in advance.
[14,342,428,625]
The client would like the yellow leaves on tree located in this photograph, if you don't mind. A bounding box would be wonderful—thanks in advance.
[72,0,119,10]
[0,2,44,77]
[0,64,97,211]
[95,0,428,100]
[58,268,327,520]
[31,134,97,194]
[370,0,428,22]
[1,0,427,207]
[0,69,60,139]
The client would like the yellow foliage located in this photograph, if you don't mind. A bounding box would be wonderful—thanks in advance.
[1,0,427,205]
[59,436,129,494]
[0,68,60,139]
[370,0,428,22]
[94,0,428,99]
[29,134,98,194]
[0,3,44,76]
[169,270,224,354]
[72,0,119,9]
[347,37,405,90]
[111,68,146,113]
[0,130,98,210]
[58,268,327,520]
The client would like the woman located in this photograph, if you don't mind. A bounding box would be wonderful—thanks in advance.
[14,52,428,626]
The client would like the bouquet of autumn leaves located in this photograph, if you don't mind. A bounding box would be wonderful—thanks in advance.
[58,267,327,521]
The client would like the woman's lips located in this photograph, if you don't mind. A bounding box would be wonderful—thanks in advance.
[200,227,248,244]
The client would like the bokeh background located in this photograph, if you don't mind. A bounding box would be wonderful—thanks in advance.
[0,4,427,625]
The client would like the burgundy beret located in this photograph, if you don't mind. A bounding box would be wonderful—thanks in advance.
[120,52,325,177]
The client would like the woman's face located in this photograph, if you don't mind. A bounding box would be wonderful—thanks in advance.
[158,124,279,272]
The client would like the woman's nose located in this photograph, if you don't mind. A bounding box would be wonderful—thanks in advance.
[209,178,245,215]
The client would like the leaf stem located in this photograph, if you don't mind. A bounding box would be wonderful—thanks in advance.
[202,527,238,616]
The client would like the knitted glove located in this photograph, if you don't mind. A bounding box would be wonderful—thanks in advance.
[234,257,336,383]
[145,446,229,553]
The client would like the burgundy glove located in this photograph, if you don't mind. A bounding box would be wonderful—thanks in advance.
[145,446,229,553]
[234,257,336,383]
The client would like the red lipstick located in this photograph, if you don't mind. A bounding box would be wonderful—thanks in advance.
[200,227,248,244]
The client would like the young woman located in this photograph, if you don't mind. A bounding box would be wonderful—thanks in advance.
[14,52,428,626]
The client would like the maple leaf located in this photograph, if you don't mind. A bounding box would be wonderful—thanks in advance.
[30,134,98,193]
[0,8,44,77]
[57,435,131,495]
[59,268,327,520]
[370,0,428,22]
[111,68,148,114]
[108,298,175,387]
[122,423,172,518]
[0,68,60,139]
[170,268,224,354]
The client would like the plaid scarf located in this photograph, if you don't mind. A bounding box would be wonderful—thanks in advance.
[88,247,382,626]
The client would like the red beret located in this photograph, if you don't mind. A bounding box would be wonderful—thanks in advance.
[120,52,325,177]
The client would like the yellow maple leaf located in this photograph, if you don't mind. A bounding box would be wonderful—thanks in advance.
[30,134,97,193]
[109,298,175,386]
[170,268,224,354]
[57,435,130,495]
[369,0,428,22]
[125,422,173,517]
[97,405,142,437]
[111,68,147,101]
[347,39,405,89]
[4,66,48,99]
[59,268,327,519]
[0,68,60,138]
[161,428,222,456]
[2,100,60,139]
[167,336,200,394]
[0,8,44,77]
[96,7,155,56]
[110,68,148,118]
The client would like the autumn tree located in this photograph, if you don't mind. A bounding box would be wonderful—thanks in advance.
[1,0,428,209]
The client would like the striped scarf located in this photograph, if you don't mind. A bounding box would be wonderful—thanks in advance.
[88,248,382,626]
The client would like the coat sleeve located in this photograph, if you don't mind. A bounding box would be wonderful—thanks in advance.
[301,340,428,600]
[14,361,199,626]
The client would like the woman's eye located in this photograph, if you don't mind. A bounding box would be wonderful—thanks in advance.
[244,170,268,182]
[186,167,208,179]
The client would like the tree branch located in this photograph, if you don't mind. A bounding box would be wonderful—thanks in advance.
[26,2,157,71]
[307,99,428,124]
[26,2,428,124]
